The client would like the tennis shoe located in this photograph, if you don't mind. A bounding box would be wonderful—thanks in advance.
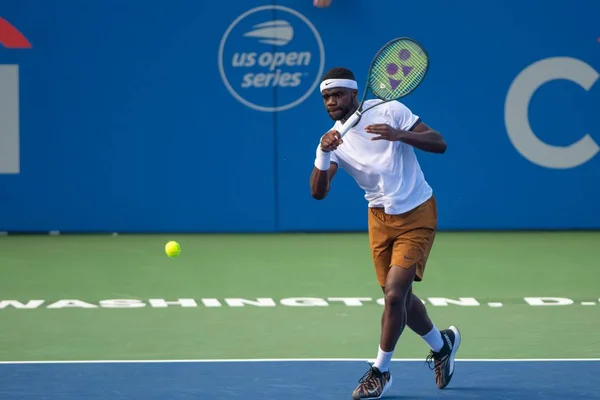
[351,365,392,399]
[426,325,461,389]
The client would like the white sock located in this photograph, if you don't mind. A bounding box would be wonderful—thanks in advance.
[373,346,394,372]
[421,326,444,352]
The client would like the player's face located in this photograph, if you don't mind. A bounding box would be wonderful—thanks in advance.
[322,88,355,121]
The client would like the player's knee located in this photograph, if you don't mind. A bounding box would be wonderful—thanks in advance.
[384,287,409,309]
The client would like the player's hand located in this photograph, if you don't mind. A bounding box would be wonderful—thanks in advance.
[313,0,332,7]
[365,124,403,141]
[320,130,343,152]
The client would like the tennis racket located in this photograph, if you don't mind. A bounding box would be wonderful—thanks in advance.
[338,37,429,138]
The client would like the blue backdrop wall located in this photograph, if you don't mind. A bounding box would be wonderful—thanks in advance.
[1,1,599,232]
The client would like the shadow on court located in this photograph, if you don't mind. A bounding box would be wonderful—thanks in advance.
[0,360,598,399]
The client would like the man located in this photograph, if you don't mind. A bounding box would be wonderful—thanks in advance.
[309,67,461,399]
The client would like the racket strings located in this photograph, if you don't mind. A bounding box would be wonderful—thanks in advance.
[368,39,428,100]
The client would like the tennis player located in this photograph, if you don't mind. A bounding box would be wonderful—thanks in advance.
[310,67,461,399]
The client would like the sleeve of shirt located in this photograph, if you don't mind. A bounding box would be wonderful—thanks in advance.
[388,101,421,131]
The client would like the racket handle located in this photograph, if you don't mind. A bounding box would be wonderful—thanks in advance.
[338,111,361,138]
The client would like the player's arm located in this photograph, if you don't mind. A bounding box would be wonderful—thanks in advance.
[310,130,341,200]
[396,121,447,154]
[366,102,447,154]
[310,161,338,200]
[366,121,447,154]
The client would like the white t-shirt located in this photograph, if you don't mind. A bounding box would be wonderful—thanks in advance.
[319,99,433,215]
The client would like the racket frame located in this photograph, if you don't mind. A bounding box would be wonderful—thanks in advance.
[337,37,429,138]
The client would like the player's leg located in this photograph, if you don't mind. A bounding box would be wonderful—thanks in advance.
[379,286,432,331]
[378,262,418,360]
[398,197,461,389]
[405,287,435,335]
[352,261,422,400]
[351,208,394,400]
[378,281,461,391]
[373,270,461,390]
[406,287,461,389]
[352,266,411,400]
[379,285,444,354]
[410,290,462,389]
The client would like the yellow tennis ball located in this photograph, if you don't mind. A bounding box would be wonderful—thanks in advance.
[165,241,181,257]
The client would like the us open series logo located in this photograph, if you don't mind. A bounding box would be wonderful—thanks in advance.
[218,5,325,112]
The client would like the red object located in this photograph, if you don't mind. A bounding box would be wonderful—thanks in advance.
[0,17,32,48]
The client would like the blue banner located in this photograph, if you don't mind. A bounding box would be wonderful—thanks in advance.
[1,1,598,232]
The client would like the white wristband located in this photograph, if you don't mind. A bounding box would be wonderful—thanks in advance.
[314,148,331,171]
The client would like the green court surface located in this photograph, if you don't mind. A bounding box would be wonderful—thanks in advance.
[0,232,598,362]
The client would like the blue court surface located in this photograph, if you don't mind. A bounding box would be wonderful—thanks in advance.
[0,359,599,399]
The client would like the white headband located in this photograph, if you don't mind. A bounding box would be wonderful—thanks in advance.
[320,78,358,92]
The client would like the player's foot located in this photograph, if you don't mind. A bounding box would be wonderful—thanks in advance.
[426,325,461,389]
[351,365,392,399]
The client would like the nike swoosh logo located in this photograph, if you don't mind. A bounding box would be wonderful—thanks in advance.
[367,384,380,394]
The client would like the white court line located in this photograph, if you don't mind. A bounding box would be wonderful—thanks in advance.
[0,358,599,365]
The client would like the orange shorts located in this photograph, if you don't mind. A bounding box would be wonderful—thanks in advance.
[367,196,438,287]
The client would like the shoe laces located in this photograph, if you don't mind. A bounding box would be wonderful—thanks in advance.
[425,350,447,372]
[358,366,376,383]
